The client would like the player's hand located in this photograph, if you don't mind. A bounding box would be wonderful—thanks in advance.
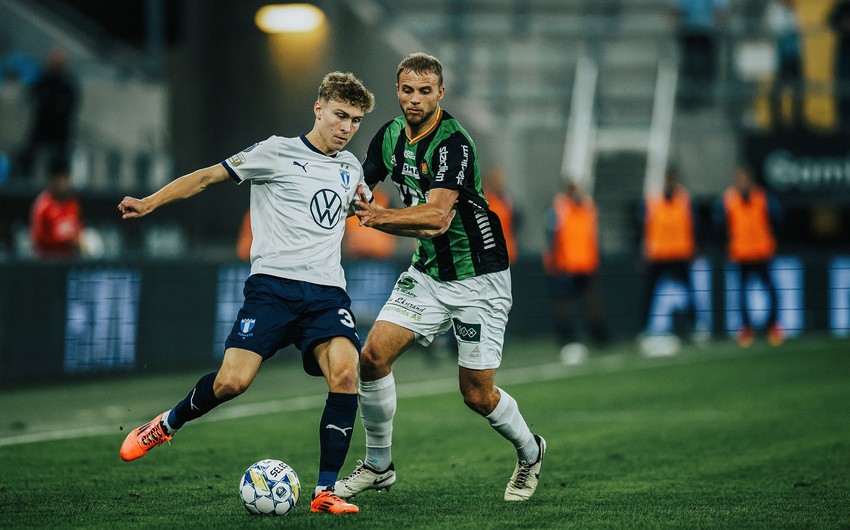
[117,197,150,219]
[354,185,384,227]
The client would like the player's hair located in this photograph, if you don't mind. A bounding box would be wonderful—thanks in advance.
[397,53,443,86]
[318,72,375,113]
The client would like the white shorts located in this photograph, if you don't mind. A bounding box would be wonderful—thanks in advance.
[375,266,512,370]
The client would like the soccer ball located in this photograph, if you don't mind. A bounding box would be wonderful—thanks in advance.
[239,459,300,515]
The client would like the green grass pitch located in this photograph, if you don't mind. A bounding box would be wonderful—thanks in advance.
[0,336,848,528]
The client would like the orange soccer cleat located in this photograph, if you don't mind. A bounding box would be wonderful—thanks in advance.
[767,323,786,346]
[736,326,755,348]
[310,489,360,514]
[120,412,172,462]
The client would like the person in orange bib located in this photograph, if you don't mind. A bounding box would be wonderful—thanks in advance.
[484,168,520,264]
[716,165,784,347]
[543,180,607,358]
[235,209,252,262]
[639,167,698,337]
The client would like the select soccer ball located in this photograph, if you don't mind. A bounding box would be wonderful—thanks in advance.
[239,459,300,515]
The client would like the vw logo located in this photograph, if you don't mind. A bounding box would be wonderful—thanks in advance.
[310,189,343,230]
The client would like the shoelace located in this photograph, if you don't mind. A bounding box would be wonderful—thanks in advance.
[139,423,169,447]
[315,491,346,504]
[513,462,533,488]
[348,460,369,478]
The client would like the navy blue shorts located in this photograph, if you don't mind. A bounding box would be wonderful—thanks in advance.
[224,274,361,377]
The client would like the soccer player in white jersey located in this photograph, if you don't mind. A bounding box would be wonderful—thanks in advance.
[335,53,545,502]
[117,72,374,515]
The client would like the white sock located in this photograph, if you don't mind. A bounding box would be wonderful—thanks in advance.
[485,387,539,463]
[160,409,176,435]
[359,373,396,472]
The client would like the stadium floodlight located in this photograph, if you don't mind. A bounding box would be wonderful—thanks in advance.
[255,4,325,34]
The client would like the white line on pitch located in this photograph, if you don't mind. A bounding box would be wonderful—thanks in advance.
[0,347,760,448]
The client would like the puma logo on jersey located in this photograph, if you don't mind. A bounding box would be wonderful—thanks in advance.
[325,424,352,436]
[293,160,308,172]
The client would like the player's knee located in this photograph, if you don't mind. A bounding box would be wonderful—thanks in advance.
[213,375,250,400]
[359,345,387,374]
[462,387,494,416]
[327,365,358,393]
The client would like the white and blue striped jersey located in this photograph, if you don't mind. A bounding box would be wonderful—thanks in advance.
[222,135,371,289]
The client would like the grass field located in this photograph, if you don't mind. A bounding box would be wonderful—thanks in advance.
[1,336,848,528]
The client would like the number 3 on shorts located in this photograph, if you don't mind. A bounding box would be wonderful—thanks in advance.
[338,308,355,328]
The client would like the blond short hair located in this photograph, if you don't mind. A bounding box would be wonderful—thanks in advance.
[318,72,375,113]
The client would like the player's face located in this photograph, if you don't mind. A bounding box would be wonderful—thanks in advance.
[397,69,444,131]
[312,98,365,155]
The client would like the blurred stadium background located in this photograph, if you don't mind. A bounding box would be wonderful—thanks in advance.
[0,0,848,386]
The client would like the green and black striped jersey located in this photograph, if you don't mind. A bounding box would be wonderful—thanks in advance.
[363,109,509,281]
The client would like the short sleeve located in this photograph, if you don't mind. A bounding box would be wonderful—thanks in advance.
[222,136,277,184]
[430,135,474,191]
[354,160,373,203]
[363,125,391,186]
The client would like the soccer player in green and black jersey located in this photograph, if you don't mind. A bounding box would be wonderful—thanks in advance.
[335,53,546,502]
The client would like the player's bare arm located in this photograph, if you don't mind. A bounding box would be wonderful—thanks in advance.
[117,164,231,219]
[354,185,455,238]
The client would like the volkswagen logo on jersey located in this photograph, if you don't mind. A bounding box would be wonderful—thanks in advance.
[339,164,351,191]
[310,189,343,230]
[239,318,256,337]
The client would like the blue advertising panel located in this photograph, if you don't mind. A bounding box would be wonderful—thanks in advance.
[64,268,140,374]
[724,257,804,337]
[213,264,251,358]
[829,256,850,337]
[646,257,712,335]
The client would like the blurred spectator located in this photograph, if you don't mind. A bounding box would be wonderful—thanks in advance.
[544,180,607,362]
[673,0,729,108]
[343,187,398,340]
[764,0,803,131]
[30,158,82,258]
[236,209,252,261]
[639,167,698,338]
[829,0,850,133]
[483,167,520,264]
[714,166,784,347]
[18,48,78,180]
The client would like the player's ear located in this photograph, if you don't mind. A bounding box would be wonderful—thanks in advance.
[314,100,322,119]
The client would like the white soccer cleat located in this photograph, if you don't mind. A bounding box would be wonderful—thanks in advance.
[334,460,396,499]
[504,435,546,501]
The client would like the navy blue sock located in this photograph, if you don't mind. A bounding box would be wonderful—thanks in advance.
[167,372,222,431]
[317,392,358,489]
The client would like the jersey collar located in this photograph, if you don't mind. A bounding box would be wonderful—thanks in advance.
[406,106,442,145]
[300,135,338,158]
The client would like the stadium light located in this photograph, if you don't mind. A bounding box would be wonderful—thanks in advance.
[255,4,325,34]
